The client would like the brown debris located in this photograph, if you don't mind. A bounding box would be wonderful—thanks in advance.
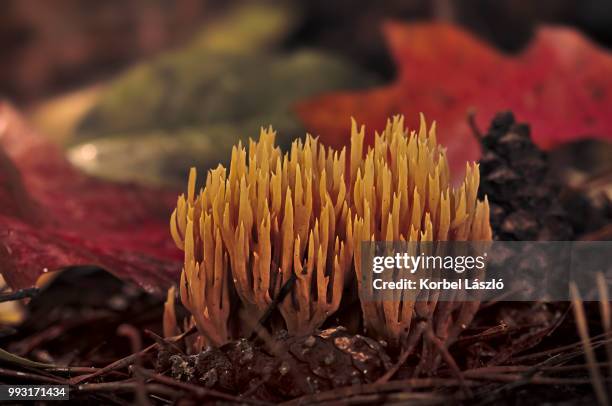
[158,326,391,401]
[167,115,492,350]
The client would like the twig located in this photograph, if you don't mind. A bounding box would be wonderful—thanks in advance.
[465,371,595,385]
[71,325,195,385]
[46,366,99,374]
[597,272,612,398]
[143,329,184,355]
[117,325,149,406]
[470,354,598,406]
[454,323,512,345]
[466,362,611,375]
[167,324,197,343]
[0,287,39,303]
[0,367,67,384]
[467,110,483,142]
[137,367,272,405]
[376,320,426,384]
[0,347,57,369]
[512,332,612,363]
[293,391,449,406]
[31,358,605,406]
[250,272,296,341]
[69,343,157,385]
[281,377,473,405]
[12,313,110,355]
[487,308,567,366]
[571,282,609,406]
[76,380,179,399]
[425,324,472,398]
[48,366,98,373]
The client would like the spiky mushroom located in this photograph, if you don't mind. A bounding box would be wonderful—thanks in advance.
[350,115,492,349]
[169,128,353,340]
[165,115,491,352]
[168,168,231,346]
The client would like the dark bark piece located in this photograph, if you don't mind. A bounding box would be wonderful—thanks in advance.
[478,111,574,241]
[158,326,391,401]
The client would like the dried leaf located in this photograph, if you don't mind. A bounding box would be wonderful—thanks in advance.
[0,103,180,291]
[296,23,612,175]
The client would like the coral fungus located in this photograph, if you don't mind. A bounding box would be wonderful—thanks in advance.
[166,115,491,349]
[351,115,492,348]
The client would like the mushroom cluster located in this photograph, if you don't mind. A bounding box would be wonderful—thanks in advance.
[166,115,492,350]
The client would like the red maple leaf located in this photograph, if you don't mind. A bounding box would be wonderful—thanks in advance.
[0,103,181,291]
[296,23,612,176]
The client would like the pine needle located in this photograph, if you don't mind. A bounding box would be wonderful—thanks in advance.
[571,281,609,406]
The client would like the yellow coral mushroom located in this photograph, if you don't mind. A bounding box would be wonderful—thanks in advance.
[170,128,353,339]
[351,115,491,347]
[166,115,491,348]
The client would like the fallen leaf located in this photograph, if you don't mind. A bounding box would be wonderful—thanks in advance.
[67,128,235,187]
[296,23,612,176]
[74,3,300,140]
[0,103,181,292]
[56,2,378,187]
[68,51,378,186]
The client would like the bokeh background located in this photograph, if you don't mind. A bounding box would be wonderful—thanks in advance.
[2,0,612,186]
[4,0,612,103]
[0,1,611,388]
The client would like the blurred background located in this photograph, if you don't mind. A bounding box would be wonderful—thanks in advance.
[4,0,612,103]
[1,0,612,186]
[1,0,612,372]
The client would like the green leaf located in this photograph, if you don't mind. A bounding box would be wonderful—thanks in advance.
[69,3,379,186]
[71,50,378,186]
